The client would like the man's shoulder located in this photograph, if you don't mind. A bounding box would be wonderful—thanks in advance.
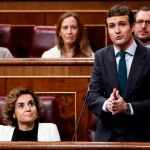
[137,41,150,56]
[95,45,113,55]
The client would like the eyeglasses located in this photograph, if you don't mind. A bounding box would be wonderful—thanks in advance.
[136,20,150,27]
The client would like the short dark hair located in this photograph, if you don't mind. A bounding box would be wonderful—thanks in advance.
[106,4,135,27]
[135,6,150,20]
[2,87,44,126]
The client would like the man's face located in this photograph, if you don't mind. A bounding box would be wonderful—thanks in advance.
[107,15,133,50]
[134,10,150,44]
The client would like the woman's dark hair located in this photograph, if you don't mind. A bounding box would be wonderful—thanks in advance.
[2,87,44,126]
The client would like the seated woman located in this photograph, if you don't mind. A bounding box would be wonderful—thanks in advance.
[41,12,94,58]
[0,87,61,141]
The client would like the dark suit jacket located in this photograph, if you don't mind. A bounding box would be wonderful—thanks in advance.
[86,40,150,141]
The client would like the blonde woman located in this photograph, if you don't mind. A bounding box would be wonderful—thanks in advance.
[42,12,94,58]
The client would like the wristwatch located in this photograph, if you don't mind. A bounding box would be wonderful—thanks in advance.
[125,103,130,114]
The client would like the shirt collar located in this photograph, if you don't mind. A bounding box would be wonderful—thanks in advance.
[114,40,137,57]
[145,44,150,49]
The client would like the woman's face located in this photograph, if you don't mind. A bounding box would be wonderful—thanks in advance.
[13,94,38,128]
[59,16,79,46]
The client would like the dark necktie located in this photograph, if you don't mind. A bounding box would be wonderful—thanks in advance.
[117,51,127,96]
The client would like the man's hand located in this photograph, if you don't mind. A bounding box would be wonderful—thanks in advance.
[106,89,127,115]
[106,88,117,113]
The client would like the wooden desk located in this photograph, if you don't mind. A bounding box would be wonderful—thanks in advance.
[0,58,93,76]
[0,142,150,150]
[0,58,93,141]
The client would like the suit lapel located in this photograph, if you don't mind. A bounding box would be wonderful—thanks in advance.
[125,42,146,99]
[105,46,119,90]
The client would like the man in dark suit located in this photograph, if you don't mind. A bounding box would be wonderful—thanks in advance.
[86,4,150,141]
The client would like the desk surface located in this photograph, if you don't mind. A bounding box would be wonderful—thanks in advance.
[0,141,150,150]
[0,58,94,65]
[0,58,94,76]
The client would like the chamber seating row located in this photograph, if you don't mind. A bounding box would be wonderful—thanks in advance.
[0,24,56,58]
[0,24,109,58]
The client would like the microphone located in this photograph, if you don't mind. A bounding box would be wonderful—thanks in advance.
[72,87,90,141]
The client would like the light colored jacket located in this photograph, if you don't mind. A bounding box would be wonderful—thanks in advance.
[41,45,94,58]
[0,123,61,141]
[41,46,61,58]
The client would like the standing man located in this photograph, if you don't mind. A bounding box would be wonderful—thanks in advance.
[86,4,150,141]
[134,7,150,48]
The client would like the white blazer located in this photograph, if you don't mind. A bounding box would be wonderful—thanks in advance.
[41,46,61,58]
[0,123,61,141]
[41,45,95,58]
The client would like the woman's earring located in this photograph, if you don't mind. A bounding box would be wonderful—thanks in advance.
[13,115,15,119]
